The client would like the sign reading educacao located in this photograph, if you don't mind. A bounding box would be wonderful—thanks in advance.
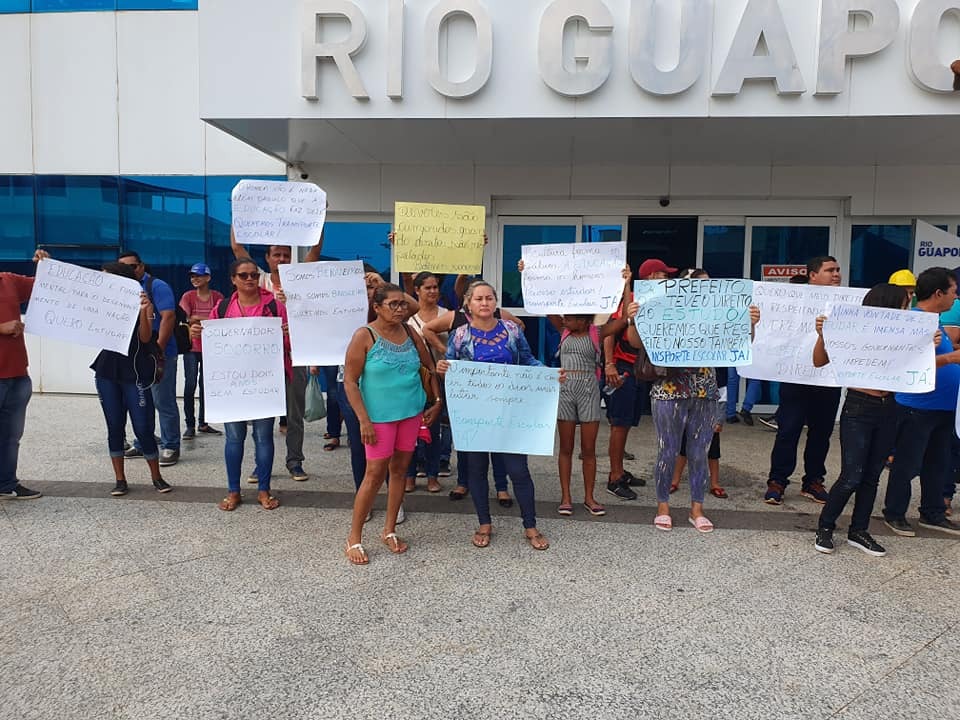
[301,0,960,101]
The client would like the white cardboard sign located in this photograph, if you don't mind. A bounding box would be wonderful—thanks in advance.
[231,180,326,247]
[822,304,937,393]
[202,317,286,423]
[739,282,869,386]
[24,259,141,354]
[521,241,626,314]
[278,260,367,366]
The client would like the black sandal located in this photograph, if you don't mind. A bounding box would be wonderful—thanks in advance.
[498,494,514,508]
[449,487,468,501]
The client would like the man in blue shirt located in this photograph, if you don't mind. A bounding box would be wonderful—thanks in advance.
[883,267,960,536]
[118,252,181,467]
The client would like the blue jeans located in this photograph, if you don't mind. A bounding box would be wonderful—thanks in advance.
[883,404,953,524]
[818,391,897,533]
[95,377,159,461]
[224,418,274,493]
[726,366,762,417]
[182,351,205,430]
[323,366,342,438]
[439,423,452,464]
[0,376,32,493]
[768,383,841,487]
[134,353,180,452]
[463,451,537,529]
[338,381,366,490]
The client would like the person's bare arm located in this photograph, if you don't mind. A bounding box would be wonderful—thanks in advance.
[229,225,249,261]
[343,329,376,444]
[157,310,175,350]
[501,309,524,330]
[813,315,829,367]
[138,293,154,343]
[624,302,641,349]
[422,313,454,356]
[303,229,324,263]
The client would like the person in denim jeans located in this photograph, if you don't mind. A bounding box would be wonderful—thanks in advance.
[179,263,223,438]
[91,262,171,496]
[883,267,960,537]
[812,283,911,557]
[0,248,48,501]
[118,252,181,467]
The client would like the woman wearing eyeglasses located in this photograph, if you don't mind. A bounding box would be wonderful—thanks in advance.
[343,283,441,565]
[200,258,291,512]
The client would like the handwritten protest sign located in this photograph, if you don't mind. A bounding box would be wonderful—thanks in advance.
[822,303,936,393]
[231,180,326,247]
[24,259,141,354]
[445,361,560,456]
[202,318,286,423]
[740,283,869,386]
[632,279,754,367]
[278,260,367,366]
[393,202,486,274]
[521,242,626,314]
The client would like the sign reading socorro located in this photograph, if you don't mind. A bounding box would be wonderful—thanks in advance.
[521,241,626,314]
[393,202,486,274]
[278,260,367,366]
[822,303,937,393]
[24,258,142,354]
[740,282,869,386]
[202,318,287,424]
[444,361,560,456]
[632,279,754,367]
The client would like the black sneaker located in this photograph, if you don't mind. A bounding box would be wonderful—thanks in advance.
[182,428,196,440]
[438,460,452,477]
[726,415,740,424]
[197,424,222,435]
[606,478,637,501]
[0,483,42,500]
[883,517,916,537]
[623,470,646,487]
[124,446,144,458]
[814,528,835,554]
[153,477,172,494]
[111,480,129,497]
[737,410,754,426]
[847,530,887,557]
[917,517,960,536]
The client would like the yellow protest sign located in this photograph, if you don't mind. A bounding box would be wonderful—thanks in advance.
[394,202,486,274]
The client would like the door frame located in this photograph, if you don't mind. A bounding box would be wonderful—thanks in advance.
[744,217,838,280]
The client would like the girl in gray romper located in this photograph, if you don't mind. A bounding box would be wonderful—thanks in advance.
[551,314,606,517]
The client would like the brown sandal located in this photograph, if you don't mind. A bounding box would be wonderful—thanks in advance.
[525,531,550,551]
[257,492,280,510]
[218,493,241,511]
[472,529,493,548]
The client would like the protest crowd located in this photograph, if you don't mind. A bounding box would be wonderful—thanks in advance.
[4,189,960,567]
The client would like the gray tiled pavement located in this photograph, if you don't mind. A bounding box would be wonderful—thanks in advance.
[3,394,959,719]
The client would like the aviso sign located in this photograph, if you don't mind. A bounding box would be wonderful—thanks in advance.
[302,0,960,101]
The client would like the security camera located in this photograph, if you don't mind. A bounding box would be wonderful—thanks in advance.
[659,196,671,208]
[299,172,310,181]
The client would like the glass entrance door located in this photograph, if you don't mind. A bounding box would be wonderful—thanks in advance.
[745,218,836,281]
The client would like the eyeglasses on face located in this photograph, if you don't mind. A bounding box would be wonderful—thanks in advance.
[234,271,260,281]
[382,301,407,311]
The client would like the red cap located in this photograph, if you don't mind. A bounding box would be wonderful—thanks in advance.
[638,258,678,279]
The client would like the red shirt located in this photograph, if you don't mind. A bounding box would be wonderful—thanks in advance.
[0,273,34,378]
[180,288,224,352]
[609,304,638,365]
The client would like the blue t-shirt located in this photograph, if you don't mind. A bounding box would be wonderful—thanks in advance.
[141,273,177,358]
[896,312,960,411]
[940,299,960,327]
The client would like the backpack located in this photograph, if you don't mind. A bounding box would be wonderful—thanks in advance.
[214,296,279,320]
[145,276,191,355]
[557,324,602,380]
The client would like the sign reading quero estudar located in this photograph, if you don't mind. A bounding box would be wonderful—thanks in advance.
[302,0,960,101]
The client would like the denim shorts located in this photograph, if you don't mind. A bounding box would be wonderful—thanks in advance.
[605,360,643,428]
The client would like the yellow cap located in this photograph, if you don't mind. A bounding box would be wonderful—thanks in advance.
[888,269,917,287]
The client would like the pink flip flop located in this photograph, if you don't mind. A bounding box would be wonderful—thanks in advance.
[654,514,672,531]
[689,515,714,533]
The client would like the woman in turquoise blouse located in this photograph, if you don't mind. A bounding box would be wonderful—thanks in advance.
[343,284,441,565]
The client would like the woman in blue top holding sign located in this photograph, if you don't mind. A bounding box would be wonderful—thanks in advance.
[437,281,562,551]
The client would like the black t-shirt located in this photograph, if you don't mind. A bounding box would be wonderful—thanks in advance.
[90,323,156,384]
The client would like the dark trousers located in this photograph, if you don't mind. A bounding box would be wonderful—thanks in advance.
[337,381,366,490]
[818,392,897,533]
[768,383,841,487]
[883,404,954,524]
[182,351,205,429]
[95,377,158,461]
[0,376,32,493]
[463,451,537,529]
[322,366,342,438]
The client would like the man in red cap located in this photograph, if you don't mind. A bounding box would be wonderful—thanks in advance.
[601,258,676,499]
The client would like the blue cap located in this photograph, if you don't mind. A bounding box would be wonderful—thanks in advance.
[189,263,211,276]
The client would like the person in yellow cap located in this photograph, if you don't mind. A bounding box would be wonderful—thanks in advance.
[888,269,917,306]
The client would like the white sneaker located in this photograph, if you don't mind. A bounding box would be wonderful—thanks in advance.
[247,472,258,484]
[396,505,406,524]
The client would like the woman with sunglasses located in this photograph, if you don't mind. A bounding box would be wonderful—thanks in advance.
[201,258,291,512]
[343,283,440,565]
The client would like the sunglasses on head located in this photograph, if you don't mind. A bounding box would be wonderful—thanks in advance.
[234,271,260,281]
